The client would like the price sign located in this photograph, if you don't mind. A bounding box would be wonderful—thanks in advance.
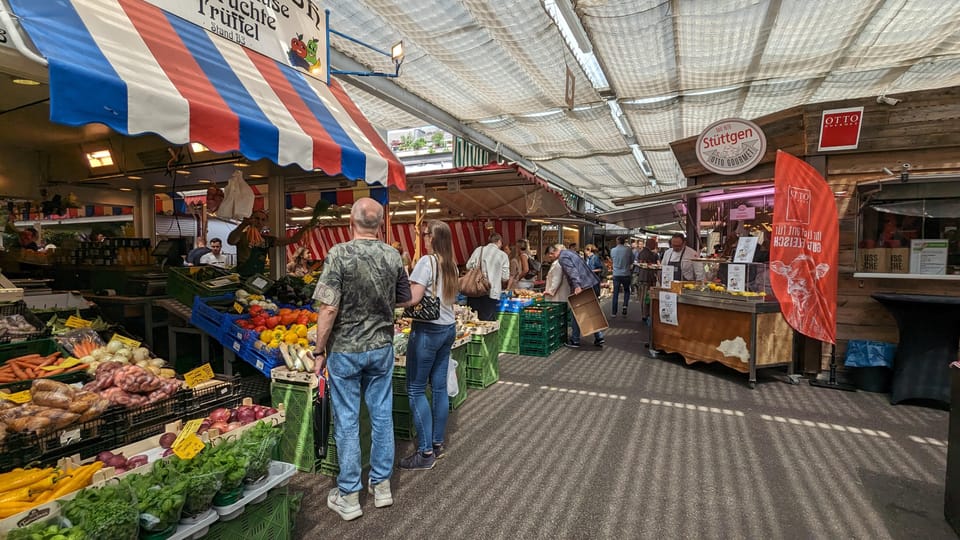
[184,363,214,388]
[0,390,31,403]
[172,434,205,459]
[110,334,141,349]
[172,418,204,450]
[39,357,82,371]
[233,302,244,314]
[64,316,92,329]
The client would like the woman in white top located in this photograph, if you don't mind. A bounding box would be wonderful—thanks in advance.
[398,220,459,471]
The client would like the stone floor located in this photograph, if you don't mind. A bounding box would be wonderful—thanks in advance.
[288,302,955,539]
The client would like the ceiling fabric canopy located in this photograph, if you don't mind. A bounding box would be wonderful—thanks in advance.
[7,0,405,189]
[321,0,960,211]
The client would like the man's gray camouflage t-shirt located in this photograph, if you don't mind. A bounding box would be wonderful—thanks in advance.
[313,239,405,353]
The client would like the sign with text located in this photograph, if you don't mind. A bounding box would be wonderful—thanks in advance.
[727,264,746,293]
[695,118,767,175]
[184,363,215,388]
[658,291,678,326]
[770,151,838,344]
[730,205,756,221]
[143,0,328,79]
[818,107,864,151]
[910,239,948,275]
[733,236,759,263]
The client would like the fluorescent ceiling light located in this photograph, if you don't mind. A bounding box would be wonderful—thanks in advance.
[86,150,114,168]
[699,187,775,203]
[118,187,132,192]
[152,184,166,188]
[11,78,40,86]
[427,198,438,203]
[392,208,441,216]
[543,0,609,91]
[248,174,265,179]
[292,215,335,221]
[190,142,208,153]
[176,170,190,175]
[127,175,142,180]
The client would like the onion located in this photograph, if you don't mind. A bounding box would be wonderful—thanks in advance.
[159,432,177,449]
[148,358,165,368]
[236,408,257,425]
[132,347,151,362]
[225,422,243,432]
[106,341,125,354]
[264,407,278,417]
[97,451,115,463]
[209,421,229,434]
[208,408,231,424]
[107,455,127,469]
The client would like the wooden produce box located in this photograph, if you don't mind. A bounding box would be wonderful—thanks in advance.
[567,288,608,336]
[857,248,889,273]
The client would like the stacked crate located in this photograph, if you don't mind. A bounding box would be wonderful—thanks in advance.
[465,332,500,388]
[497,312,520,354]
[519,302,567,356]
[392,365,416,440]
[449,344,469,409]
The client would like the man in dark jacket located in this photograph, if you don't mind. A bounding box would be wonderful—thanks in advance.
[544,244,604,348]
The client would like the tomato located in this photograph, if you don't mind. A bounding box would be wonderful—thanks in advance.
[266,316,281,329]
[248,305,264,316]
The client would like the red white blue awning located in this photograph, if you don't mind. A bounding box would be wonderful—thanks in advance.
[7,0,406,189]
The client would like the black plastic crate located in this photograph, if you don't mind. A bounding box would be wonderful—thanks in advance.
[0,431,34,473]
[177,375,241,416]
[29,407,125,467]
[116,393,179,437]
[0,301,49,344]
[0,370,89,394]
[240,375,272,404]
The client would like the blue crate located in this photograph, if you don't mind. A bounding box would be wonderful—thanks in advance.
[190,294,234,339]
[239,340,283,378]
[220,313,253,347]
[498,297,534,313]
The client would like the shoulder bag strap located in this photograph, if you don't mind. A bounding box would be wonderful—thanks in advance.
[431,255,439,297]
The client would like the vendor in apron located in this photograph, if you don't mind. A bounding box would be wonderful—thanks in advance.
[227,209,315,277]
[663,233,699,281]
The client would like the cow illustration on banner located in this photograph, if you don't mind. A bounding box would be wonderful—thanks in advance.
[770,151,839,344]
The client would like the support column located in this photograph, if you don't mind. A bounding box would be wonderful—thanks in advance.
[137,188,155,246]
[268,175,285,280]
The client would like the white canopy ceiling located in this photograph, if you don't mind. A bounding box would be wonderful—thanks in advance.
[325,0,960,211]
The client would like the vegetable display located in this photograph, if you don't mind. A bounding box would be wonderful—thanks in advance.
[0,352,87,384]
[120,470,188,533]
[196,404,278,436]
[238,421,281,484]
[95,450,149,473]
[45,313,112,336]
[0,461,103,518]
[0,315,42,341]
[6,522,86,540]
[0,379,111,434]
[153,453,224,518]
[82,363,180,408]
[61,483,139,540]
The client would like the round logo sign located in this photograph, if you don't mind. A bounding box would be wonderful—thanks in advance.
[695,118,767,175]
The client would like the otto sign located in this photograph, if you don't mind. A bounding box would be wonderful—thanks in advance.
[695,118,767,176]
[818,107,864,151]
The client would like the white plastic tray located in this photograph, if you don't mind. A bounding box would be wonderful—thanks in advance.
[213,461,297,521]
[169,508,218,540]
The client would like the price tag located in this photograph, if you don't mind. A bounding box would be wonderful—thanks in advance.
[0,390,31,403]
[64,316,92,329]
[232,341,242,352]
[172,434,205,459]
[171,418,204,449]
[110,334,141,349]
[233,302,244,314]
[184,363,214,388]
[60,428,81,446]
[39,357,82,371]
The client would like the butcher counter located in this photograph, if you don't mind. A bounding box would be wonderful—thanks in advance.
[649,289,795,388]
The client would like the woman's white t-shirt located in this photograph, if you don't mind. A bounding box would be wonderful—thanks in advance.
[409,255,455,325]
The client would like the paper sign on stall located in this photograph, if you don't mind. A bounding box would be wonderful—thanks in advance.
[910,239,948,275]
[727,264,746,293]
[733,236,758,263]
[660,266,674,290]
[184,363,215,388]
[659,291,678,326]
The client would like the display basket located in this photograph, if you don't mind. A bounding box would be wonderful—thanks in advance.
[166,266,241,307]
[496,312,520,354]
[204,490,298,540]
[466,332,499,358]
[240,375,271,404]
[177,375,241,417]
[190,294,235,340]
[115,393,179,445]
[392,365,407,396]
[29,406,125,466]
[0,301,49,343]
[0,431,33,473]
[498,297,534,313]
[239,341,283,378]
[466,355,500,388]
[392,409,415,440]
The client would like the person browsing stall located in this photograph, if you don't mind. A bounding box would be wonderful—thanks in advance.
[662,233,703,282]
[544,244,604,348]
[464,233,511,321]
[397,220,459,471]
[198,238,228,267]
[610,236,633,318]
[227,209,313,277]
[310,198,412,522]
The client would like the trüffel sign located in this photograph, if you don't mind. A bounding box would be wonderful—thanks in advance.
[695,118,767,176]
[144,0,328,78]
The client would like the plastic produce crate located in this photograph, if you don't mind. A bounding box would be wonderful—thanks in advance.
[189,294,234,340]
[272,380,319,473]
[240,341,284,378]
[466,355,499,389]
[393,409,415,440]
[177,375,241,416]
[205,489,298,540]
[30,406,125,467]
[0,301,49,343]
[497,313,520,354]
[166,266,241,307]
[450,358,468,410]
[0,336,59,363]
[467,333,499,358]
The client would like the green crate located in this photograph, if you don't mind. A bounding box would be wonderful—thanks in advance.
[394,409,416,440]
[166,266,241,307]
[205,489,298,540]
[467,333,498,357]
[392,372,407,396]
[519,343,560,357]
[0,337,59,363]
[466,355,499,389]
[271,381,319,473]
[450,358,468,409]
[497,314,520,354]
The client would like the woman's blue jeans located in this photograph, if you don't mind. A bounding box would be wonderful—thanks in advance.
[327,344,395,495]
[406,322,456,453]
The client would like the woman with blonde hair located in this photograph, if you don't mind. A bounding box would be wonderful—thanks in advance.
[398,220,459,470]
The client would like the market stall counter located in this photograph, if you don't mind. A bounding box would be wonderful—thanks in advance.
[650,289,795,388]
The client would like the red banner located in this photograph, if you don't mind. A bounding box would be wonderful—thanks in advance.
[770,151,838,344]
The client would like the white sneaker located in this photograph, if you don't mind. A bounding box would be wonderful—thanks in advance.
[328,487,363,521]
[368,479,394,508]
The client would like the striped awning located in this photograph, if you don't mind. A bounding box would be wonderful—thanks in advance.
[8,0,405,189]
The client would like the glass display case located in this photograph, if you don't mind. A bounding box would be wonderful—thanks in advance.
[685,260,773,301]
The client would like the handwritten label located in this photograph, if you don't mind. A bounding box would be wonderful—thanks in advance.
[110,334,141,349]
[64,316,92,329]
[234,302,244,314]
[0,390,31,403]
[59,428,81,446]
[172,418,204,450]
[251,276,269,290]
[172,434,205,459]
[39,357,82,371]
[184,363,214,388]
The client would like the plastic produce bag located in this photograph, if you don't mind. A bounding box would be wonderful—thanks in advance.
[218,170,255,220]
[448,358,459,397]
[844,340,896,368]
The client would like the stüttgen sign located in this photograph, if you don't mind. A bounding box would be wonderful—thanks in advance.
[695,118,767,176]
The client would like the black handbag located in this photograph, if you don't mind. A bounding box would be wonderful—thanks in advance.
[313,376,330,460]
[402,255,441,321]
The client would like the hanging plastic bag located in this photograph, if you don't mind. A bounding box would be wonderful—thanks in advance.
[218,170,255,219]
[447,358,459,397]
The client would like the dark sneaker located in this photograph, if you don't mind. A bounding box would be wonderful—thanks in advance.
[399,451,436,470]
[565,341,581,349]
[433,443,446,460]
[622,307,628,316]
[594,337,605,347]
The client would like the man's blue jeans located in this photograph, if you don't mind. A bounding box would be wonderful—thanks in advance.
[571,285,604,344]
[327,344,395,495]
[612,276,632,314]
[406,322,456,453]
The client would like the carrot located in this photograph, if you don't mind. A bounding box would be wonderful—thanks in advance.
[35,356,58,369]
[43,368,65,376]
[0,376,15,383]
[9,363,28,380]
[63,364,88,374]
[8,354,40,363]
